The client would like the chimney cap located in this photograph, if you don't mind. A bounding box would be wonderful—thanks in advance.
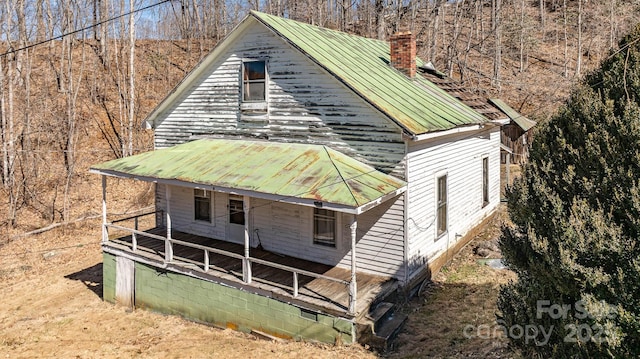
[391,31,413,37]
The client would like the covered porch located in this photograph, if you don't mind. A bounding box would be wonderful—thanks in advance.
[103,213,398,316]
[91,138,407,317]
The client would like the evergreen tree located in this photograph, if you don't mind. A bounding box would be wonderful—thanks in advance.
[498,24,640,358]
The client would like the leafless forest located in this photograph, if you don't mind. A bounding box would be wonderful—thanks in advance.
[0,0,638,232]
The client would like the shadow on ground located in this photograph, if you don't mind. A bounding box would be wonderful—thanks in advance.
[65,263,103,299]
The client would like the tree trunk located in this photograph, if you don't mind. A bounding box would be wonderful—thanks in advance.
[492,0,502,88]
[128,0,135,156]
[575,0,582,77]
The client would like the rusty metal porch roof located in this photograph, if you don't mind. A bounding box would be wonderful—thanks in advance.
[90,139,406,213]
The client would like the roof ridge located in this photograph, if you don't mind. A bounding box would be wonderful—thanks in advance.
[250,11,490,135]
[322,146,360,207]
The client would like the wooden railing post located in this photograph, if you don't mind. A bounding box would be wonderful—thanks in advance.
[101,176,108,244]
[204,250,210,272]
[293,272,299,297]
[349,216,358,315]
[132,217,138,251]
[165,185,173,263]
[243,196,252,284]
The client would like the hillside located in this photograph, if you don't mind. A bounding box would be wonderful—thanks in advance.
[1,2,638,232]
[0,2,637,357]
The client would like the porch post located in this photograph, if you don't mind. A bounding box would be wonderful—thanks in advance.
[349,214,358,315]
[101,175,108,244]
[165,185,173,263]
[506,151,511,188]
[243,195,252,284]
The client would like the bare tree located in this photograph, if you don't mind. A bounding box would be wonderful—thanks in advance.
[492,0,502,88]
[128,0,135,156]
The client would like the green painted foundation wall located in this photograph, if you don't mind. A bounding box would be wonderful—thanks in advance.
[102,253,354,343]
[103,252,116,303]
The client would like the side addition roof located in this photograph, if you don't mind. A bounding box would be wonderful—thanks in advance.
[90,139,407,214]
[489,98,536,131]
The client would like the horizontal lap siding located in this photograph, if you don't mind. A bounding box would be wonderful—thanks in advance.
[156,184,226,240]
[154,21,405,177]
[405,128,500,278]
[155,186,405,280]
[233,197,406,280]
[338,195,405,280]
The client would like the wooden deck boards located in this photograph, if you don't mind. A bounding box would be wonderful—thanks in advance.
[107,227,396,316]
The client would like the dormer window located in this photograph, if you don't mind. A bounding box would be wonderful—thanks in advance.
[242,61,266,102]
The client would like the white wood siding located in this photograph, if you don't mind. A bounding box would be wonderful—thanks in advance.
[405,127,501,279]
[155,185,405,279]
[156,184,227,241]
[153,21,405,177]
[252,196,406,280]
[338,195,405,280]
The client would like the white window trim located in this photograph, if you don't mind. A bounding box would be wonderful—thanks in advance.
[240,59,268,113]
[434,170,448,240]
[228,194,245,226]
[193,188,214,224]
[481,155,490,208]
[311,207,341,250]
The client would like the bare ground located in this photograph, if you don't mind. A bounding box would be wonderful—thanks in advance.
[0,195,515,358]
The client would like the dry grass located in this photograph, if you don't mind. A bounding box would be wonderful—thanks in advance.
[385,208,517,359]
[0,221,377,359]
[0,166,516,358]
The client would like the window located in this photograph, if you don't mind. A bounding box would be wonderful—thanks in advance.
[194,189,211,222]
[242,61,266,102]
[436,175,447,237]
[229,198,245,225]
[482,157,489,207]
[313,208,336,247]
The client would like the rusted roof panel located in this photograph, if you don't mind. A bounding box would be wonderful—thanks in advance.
[489,98,536,131]
[251,11,489,135]
[419,68,508,121]
[91,139,406,209]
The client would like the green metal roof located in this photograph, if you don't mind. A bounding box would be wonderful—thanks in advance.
[91,139,406,210]
[489,98,536,131]
[251,11,488,135]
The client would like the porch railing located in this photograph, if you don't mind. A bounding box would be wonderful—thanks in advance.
[103,211,354,314]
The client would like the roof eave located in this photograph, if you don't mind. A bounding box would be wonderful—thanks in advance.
[143,14,256,129]
[91,167,365,214]
[354,186,407,215]
[89,168,407,215]
[249,11,413,138]
[410,122,496,142]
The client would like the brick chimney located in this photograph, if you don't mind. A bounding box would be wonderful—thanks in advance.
[390,31,416,78]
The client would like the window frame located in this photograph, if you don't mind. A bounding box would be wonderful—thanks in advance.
[229,197,245,226]
[313,208,337,248]
[436,174,448,238]
[241,59,268,108]
[194,188,212,223]
[482,156,490,208]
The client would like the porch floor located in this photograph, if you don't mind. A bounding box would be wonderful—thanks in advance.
[105,227,397,317]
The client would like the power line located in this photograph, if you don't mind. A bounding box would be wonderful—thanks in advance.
[0,0,171,58]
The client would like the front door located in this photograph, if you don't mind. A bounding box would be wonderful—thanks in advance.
[228,196,245,243]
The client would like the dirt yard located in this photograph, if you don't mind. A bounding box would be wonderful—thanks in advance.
[0,203,515,358]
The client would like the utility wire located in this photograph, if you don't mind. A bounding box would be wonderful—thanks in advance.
[0,0,171,58]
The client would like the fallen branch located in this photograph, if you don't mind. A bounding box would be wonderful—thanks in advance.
[10,214,103,240]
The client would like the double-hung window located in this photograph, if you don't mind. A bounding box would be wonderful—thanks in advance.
[242,61,266,102]
[194,189,211,222]
[436,175,448,237]
[313,208,336,247]
[229,198,245,225]
[482,157,489,207]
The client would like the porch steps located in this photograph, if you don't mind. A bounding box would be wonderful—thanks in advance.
[366,301,407,352]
